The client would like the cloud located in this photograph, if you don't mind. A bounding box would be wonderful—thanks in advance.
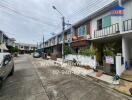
[0,0,114,44]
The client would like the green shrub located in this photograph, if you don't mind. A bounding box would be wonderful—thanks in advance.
[10,47,19,53]
[79,46,96,56]
[64,46,71,56]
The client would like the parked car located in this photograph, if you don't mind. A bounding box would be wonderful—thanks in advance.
[0,53,14,89]
[33,52,41,58]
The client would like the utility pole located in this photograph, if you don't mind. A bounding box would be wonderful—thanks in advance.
[37,42,38,50]
[1,32,3,53]
[52,6,65,62]
[62,16,65,61]
[43,35,45,53]
[52,6,71,62]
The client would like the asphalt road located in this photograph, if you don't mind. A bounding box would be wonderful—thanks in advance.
[0,55,131,100]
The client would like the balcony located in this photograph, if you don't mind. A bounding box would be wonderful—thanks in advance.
[94,23,120,38]
[123,19,132,31]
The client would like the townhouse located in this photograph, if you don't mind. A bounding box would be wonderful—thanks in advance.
[0,30,16,52]
[15,43,37,54]
[42,0,132,76]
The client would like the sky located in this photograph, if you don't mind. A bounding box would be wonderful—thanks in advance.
[0,0,114,44]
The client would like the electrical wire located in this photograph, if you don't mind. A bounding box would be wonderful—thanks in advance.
[68,0,101,17]
[0,0,58,22]
[67,0,114,20]
[0,3,59,28]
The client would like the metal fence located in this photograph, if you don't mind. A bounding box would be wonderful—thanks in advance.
[94,23,119,38]
[123,19,132,31]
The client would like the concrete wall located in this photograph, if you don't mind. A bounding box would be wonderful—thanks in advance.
[65,54,97,69]
[123,0,132,21]
[116,55,125,76]
[122,35,132,66]
[122,36,131,66]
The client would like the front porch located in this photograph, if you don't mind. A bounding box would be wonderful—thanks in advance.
[93,37,122,75]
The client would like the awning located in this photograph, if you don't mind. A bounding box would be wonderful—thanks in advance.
[70,40,90,47]
[0,43,8,50]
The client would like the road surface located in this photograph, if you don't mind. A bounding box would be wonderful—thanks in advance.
[0,55,130,100]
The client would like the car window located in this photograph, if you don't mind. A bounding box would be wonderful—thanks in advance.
[7,55,11,62]
[4,55,11,63]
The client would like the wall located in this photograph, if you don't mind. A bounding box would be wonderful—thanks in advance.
[122,35,132,67]
[116,55,125,76]
[123,0,132,21]
[91,11,120,38]
[65,54,97,69]
[53,45,62,58]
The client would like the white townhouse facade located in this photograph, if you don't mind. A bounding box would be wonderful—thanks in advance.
[40,0,132,76]
[15,43,37,54]
[90,0,132,75]
[0,30,16,52]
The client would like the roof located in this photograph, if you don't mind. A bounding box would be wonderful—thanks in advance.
[15,43,37,47]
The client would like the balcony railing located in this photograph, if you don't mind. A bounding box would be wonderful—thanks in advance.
[94,23,119,38]
[123,19,132,31]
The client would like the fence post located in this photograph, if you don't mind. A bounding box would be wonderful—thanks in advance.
[116,55,125,76]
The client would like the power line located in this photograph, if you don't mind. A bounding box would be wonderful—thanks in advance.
[67,0,113,20]
[68,0,100,17]
[0,3,59,28]
[0,0,58,22]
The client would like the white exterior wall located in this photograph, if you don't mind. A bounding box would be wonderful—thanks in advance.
[90,11,120,38]
[122,36,132,66]
[65,54,97,69]
[116,56,125,76]
[123,0,132,21]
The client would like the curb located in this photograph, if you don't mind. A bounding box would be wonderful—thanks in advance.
[113,88,132,97]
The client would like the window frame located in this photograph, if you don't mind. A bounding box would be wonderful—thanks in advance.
[97,18,102,30]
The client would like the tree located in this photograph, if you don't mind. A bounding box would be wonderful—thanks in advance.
[10,47,19,53]
[64,46,71,56]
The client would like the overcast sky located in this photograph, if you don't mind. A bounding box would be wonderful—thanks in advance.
[0,0,114,44]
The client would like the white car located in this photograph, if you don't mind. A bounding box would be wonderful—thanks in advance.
[33,52,41,58]
[0,53,14,89]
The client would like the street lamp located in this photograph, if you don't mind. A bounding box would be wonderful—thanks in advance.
[52,5,65,62]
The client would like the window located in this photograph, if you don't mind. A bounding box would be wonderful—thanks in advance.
[97,19,102,30]
[78,25,86,36]
[3,55,11,65]
[102,15,111,28]
[58,35,62,42]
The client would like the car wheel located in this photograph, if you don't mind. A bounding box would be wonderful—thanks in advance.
[0,79,3,89]
[9,65,14,76]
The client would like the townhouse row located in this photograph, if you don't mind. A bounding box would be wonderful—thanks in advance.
[0,30,37,53]
[0,30,16,51]
[41,0,132,76]
[15,43,37,54]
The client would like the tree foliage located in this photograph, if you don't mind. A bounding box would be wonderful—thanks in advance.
[10,47,19,53]
[79,45,96,56]
[64,46,71,56]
